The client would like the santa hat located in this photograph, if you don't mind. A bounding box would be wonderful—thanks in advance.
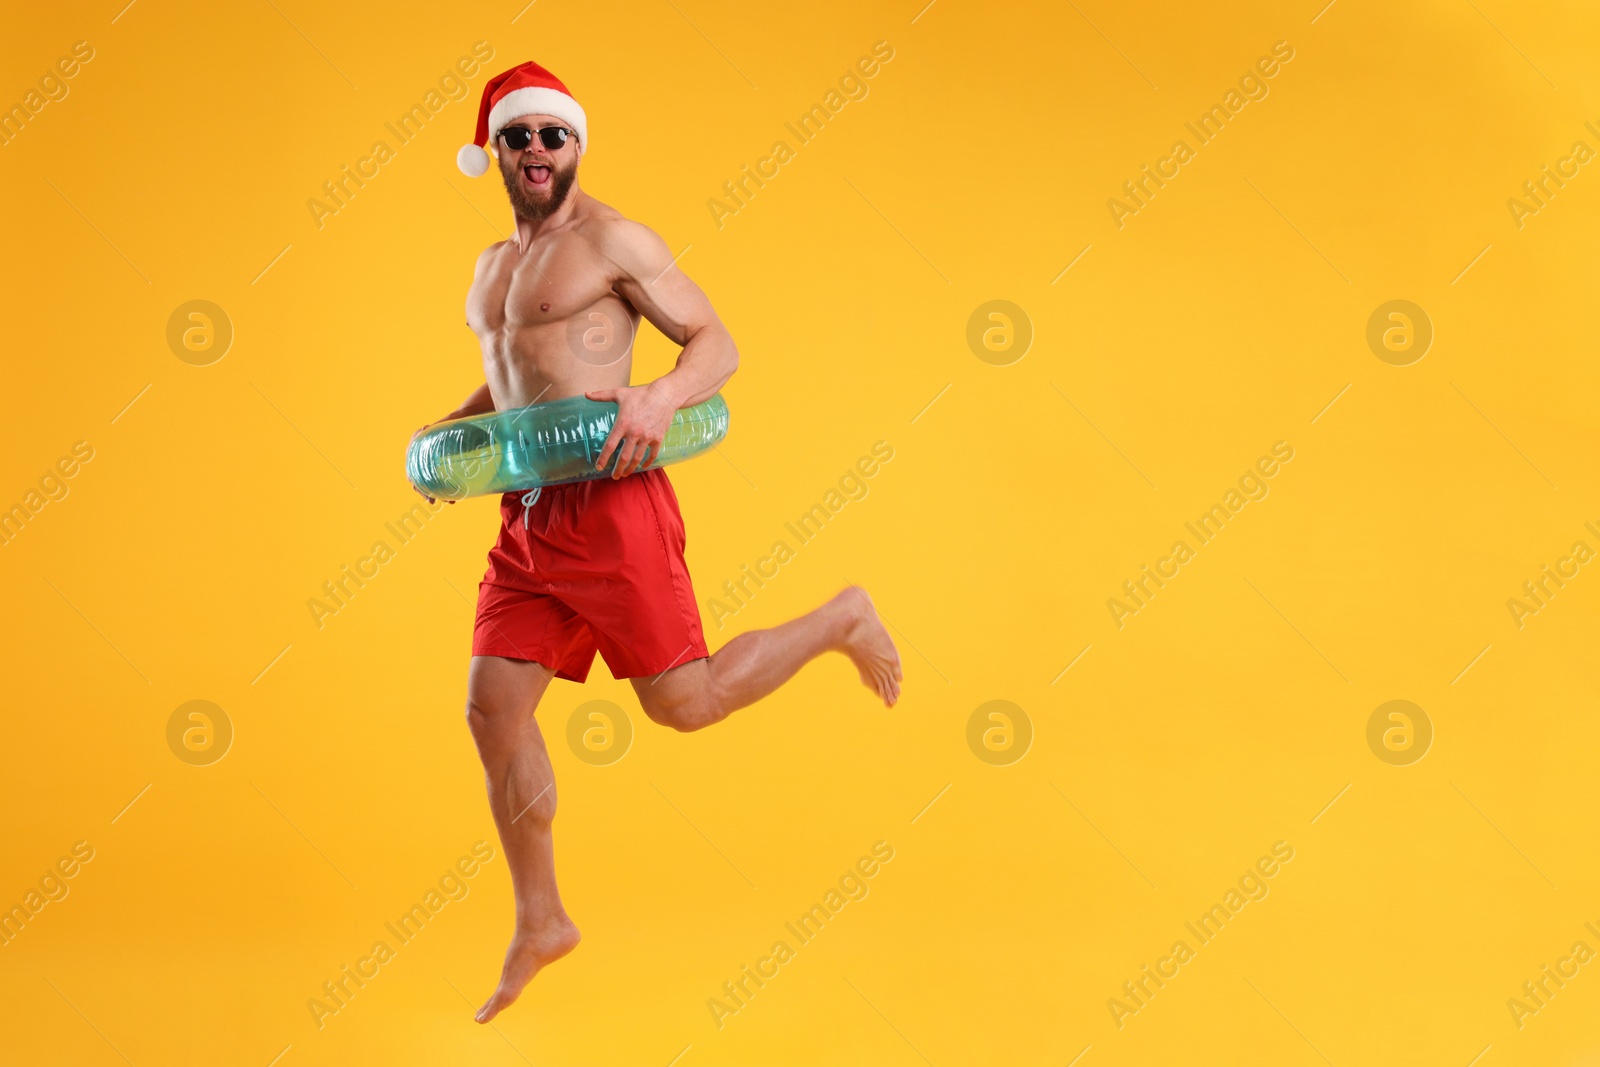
[457,60,588,177]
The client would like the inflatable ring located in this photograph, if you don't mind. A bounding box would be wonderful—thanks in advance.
[406,393,730,501]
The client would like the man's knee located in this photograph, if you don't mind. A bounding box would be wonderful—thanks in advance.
[465,660,550,735]
[637,685,720,732]
[465,694,519,740]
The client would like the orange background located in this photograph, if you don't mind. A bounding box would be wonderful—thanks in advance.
[3,0,1600,1064]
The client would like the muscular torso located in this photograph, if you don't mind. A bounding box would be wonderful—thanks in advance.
[466,199,639,409]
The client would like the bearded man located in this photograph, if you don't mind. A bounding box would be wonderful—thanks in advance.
[414,61,903,1022]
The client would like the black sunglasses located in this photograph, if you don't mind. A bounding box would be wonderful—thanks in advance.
[497,125,572,152]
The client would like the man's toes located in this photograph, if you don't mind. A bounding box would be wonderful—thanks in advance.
[476,984,519,1024]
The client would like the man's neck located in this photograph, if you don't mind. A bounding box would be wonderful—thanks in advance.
[512,184,585,251]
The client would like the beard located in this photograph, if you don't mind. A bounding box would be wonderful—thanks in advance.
[500,153,578,221]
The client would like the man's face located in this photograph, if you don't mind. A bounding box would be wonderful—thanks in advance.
[496,115,579,221]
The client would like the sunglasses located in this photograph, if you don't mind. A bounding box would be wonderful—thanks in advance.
[497,125,573,152]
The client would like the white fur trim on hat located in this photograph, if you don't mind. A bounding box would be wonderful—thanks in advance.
[487,86,588,153]
[456,143,491,177]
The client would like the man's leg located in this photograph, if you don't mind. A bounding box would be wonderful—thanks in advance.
[634,586,902,731]
[466,655,582,1023]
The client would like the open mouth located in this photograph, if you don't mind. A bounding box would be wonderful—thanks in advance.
[523,163,552,188]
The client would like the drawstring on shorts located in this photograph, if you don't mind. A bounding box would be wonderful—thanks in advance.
[521,486,542,529]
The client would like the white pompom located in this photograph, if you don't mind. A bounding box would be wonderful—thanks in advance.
[457,143,491,177]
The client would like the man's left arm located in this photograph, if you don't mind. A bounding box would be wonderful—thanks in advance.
[586,220,738,478]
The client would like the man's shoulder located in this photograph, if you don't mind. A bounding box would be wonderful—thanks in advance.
[573,198,649,241]
[572,201,667,266]
[473,238,512,269]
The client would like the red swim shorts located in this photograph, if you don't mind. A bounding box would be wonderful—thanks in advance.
[472,467,709,681]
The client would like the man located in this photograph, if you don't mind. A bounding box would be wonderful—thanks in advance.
[418,61,903,1023]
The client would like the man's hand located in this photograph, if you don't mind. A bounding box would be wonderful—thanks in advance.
[587,383,676,479]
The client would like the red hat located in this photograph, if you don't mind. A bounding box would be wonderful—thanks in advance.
[457,60,588,176]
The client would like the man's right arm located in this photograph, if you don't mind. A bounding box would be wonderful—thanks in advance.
[437,382,496,424]
[414,383,494,440]
[412,245,501,498]
[435,245,507,425]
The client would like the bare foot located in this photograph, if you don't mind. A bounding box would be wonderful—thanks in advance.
[833,587,903,706]
[475,915,581,1023]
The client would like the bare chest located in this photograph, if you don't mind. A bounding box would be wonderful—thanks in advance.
[467,235,619,335]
